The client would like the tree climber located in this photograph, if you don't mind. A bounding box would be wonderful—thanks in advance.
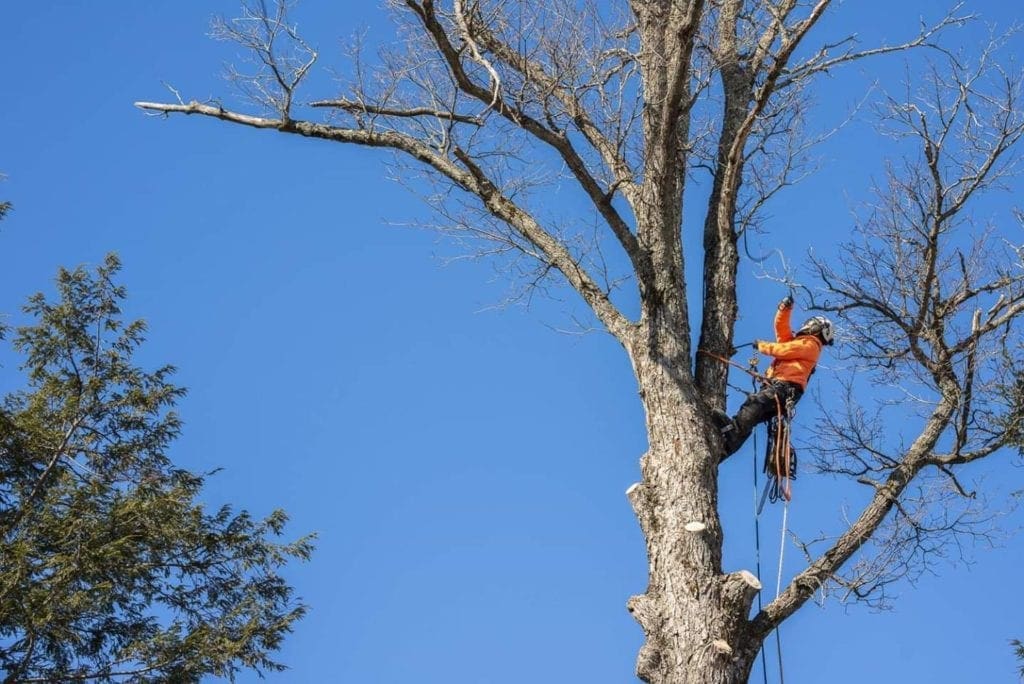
[713,296,834,456]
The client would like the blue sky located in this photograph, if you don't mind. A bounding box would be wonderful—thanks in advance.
[2,2,1024,683]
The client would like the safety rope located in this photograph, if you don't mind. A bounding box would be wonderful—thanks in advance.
[697,349,767,383]
[774,502,789,684]
[751,394,769,684]
[757,391,792,684]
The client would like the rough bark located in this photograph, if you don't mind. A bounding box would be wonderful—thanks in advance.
[624,318,762,682]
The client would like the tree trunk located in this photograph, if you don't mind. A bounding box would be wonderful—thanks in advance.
[626,346,763,683]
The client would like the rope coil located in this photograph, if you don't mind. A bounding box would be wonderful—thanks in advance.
[761,395,796,508]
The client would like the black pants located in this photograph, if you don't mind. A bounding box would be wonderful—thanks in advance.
[723,380,803,456]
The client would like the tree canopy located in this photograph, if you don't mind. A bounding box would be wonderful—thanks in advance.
[0,254,314,682]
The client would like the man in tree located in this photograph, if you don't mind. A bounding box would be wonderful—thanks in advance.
[715,295,834,456]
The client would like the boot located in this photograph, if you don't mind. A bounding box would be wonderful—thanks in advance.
[721,420,742,452]
[710,408,732,429]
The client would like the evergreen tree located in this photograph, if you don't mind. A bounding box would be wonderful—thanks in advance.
[0,254,314,682]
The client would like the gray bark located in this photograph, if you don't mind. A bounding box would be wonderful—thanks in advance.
[625,351,760,682]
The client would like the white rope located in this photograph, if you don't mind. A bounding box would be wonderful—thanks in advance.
[775,502,788,599]
[773,502,789,684]
[752,429,769,684]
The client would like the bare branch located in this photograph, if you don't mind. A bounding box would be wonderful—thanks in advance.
[753,393,957,633]
[309,98,482,124]
[779,4,971,87]
[134,99,632,340]
[210,0,317,118]
[399,0,650,290]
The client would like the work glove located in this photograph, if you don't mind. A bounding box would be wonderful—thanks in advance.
[778,295,794,310]
[752,340,766,352]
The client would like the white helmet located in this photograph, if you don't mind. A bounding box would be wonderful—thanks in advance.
[797,316,834,345]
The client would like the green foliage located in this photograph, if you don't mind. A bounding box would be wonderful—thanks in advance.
[996,368,1024,457]
[1014,639,1024,679]
[0,254,314,682]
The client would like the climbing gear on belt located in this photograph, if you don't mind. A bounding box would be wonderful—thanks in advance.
[758,394,797,514]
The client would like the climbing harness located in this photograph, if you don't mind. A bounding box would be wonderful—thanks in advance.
[699,348,798,509]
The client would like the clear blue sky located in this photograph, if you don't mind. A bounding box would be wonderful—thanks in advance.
[2,2,1023,682]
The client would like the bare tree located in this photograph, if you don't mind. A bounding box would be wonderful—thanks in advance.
[135,1,1023,682]
[802,39,1024,609]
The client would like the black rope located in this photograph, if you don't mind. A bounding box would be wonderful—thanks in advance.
[775,624,785,684]
[744,371,770,684]
[752,427,769,684]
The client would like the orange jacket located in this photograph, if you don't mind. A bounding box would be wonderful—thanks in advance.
[756,307,822,389]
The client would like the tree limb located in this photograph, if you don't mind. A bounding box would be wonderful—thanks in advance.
[751,398,956,636]
[402,0,649,287]
[309,98,483,124]
[133,99,632,340]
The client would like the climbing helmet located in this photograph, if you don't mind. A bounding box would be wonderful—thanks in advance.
[796,316,834,345]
